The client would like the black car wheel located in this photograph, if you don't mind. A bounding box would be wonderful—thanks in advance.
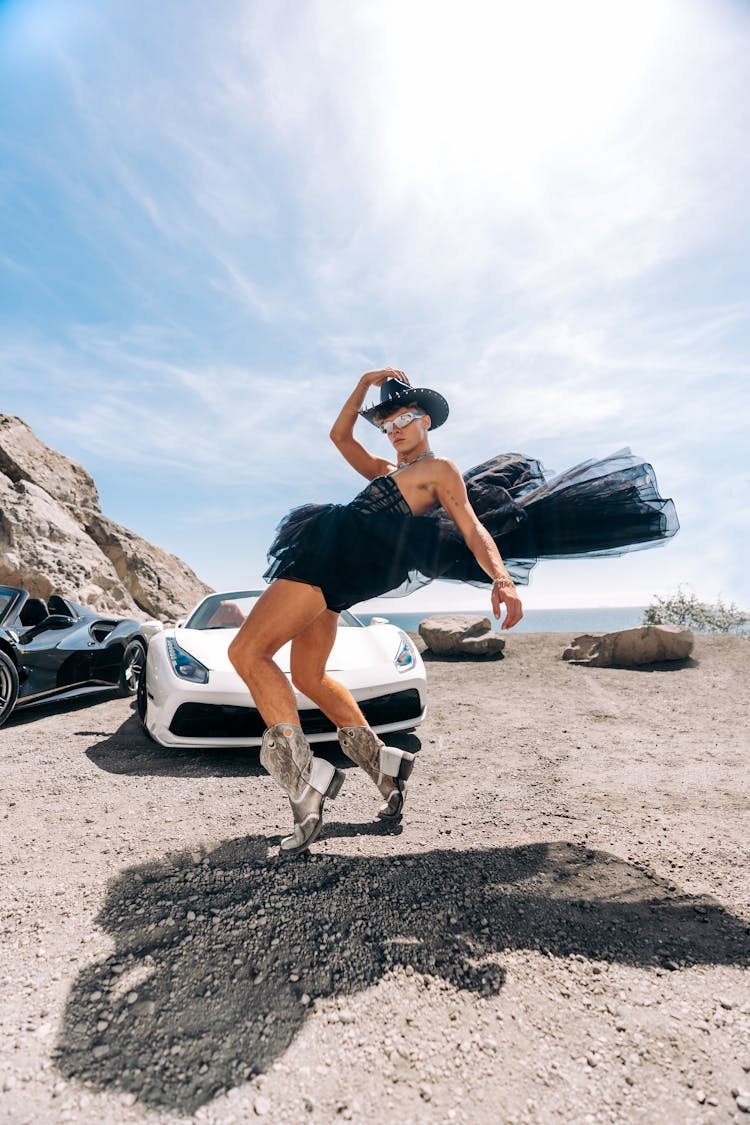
[118,639,146,697]
[0,650,20,729]
[136,661,156,741]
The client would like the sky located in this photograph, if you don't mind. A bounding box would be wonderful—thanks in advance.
[1,0,748,614]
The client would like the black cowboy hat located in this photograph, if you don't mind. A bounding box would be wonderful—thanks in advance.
[360,378,449,430]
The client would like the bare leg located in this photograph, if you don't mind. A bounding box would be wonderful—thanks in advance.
[228,580,345,856]
[228,579,327,726]
[290,613,414,819]
[289,610,367,729]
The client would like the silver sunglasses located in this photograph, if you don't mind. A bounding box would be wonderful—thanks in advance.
[378,411,425,435]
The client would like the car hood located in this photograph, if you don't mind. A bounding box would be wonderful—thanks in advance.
[172,625,400,673]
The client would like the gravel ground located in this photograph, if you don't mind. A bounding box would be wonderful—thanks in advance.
[1,632,749,1125]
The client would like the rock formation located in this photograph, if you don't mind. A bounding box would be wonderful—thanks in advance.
[0,415,211,619]
[562,625,694,667]
[418,614,506,658]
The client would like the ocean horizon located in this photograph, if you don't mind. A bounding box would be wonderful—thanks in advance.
[355,605,647,634]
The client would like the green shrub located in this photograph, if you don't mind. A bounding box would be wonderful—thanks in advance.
[642,588,749,634]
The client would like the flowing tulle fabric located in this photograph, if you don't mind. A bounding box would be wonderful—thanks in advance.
[264,448,678,609]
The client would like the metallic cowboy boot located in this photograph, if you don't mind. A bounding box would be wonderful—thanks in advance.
[337,726,415,820]
[260,723,345,856]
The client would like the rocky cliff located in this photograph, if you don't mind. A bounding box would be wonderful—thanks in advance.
[0,415,212,619]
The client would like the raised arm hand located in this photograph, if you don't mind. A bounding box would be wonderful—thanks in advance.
[433,460,524,629]
[330,369,410,480]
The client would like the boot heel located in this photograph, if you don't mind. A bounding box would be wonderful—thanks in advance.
[326,768,345,800]
[309,756,345,800]
[396,751,415,782]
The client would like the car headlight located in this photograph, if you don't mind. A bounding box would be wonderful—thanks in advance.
[166,637,209,684]
[394,630,416,672]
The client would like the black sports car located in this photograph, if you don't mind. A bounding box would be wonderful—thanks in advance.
[0,585,148,728]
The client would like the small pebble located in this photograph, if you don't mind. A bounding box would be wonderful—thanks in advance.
[254,1094,271,1116]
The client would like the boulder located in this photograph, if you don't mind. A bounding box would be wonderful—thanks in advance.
[418,614,506,658]
[0,414,212,619]
[562,625,694,667]
[0,414,99,512]
[0,473,140,615]
[84,512,211,621]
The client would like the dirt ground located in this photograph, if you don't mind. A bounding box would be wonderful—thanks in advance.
[1,632,749,1125]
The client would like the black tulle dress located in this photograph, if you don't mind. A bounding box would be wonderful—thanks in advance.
[263,448,678,613]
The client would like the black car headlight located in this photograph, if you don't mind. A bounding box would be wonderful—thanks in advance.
[394,630,416,672]
[166,637,209,684]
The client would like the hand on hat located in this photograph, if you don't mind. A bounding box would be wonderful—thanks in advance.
[361,368,411,388]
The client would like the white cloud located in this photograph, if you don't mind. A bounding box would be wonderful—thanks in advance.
[227,0,750,318]
[0,328,397,509]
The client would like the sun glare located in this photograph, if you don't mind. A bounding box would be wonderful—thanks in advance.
[366,0,669,203]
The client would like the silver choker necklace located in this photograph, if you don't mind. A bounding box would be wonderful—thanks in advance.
[394,450,435,470]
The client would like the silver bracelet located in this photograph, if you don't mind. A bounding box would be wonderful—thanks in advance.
[492,577,515,589]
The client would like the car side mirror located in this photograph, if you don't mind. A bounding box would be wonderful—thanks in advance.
[140,619,163,639]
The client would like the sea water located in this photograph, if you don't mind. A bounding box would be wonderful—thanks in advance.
[355,606,647,634]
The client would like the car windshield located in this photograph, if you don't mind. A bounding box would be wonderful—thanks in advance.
[0,592,15,624]
[185,591,361,630]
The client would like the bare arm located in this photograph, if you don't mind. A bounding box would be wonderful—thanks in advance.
[434,460,523,629]
[329,368,407,480]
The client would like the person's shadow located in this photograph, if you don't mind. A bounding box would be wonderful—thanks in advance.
[54,836,750,1115]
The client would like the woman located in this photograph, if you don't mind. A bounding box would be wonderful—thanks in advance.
[228,369,521,856]
[229,368,677,857]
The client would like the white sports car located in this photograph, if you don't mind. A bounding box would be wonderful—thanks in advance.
[138,589,426,748]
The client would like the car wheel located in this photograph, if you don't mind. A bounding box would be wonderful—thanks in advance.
[136,662,156,741]
[0,650,20,729]
[118,639,147,697]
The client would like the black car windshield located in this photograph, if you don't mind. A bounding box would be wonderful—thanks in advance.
[0,592,15,623]
[186,591,361,630]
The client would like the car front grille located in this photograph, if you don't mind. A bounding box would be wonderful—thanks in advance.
[168,688,423,740]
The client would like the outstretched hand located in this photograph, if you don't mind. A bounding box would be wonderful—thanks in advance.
[492,582,523,630]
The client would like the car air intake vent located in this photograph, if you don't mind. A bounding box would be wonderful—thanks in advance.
[169,689,422,740]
